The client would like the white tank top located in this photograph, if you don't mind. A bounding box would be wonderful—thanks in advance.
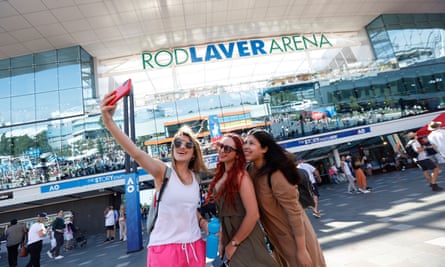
[148,168,201,246]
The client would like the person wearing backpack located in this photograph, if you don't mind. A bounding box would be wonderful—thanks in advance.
[405,132,442,192]
[244,129,326,267]
[101,95,211,267]
[296,158,322,218]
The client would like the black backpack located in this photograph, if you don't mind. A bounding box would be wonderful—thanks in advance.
[405,141,419,159]
[268,168,315,209]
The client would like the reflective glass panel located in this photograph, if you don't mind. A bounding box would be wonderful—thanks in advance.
[11,67,34,96]
[59,88,83,116]
[58,46,80,62]
[36,91,59,121]
[0,69,10,98]
[35,64,58,93]
[35,50,57,65]
[11,95,35,124]
[0,58,10,70]
[59,62,81,89]
[0,97,11,125]
[11,54,33,68]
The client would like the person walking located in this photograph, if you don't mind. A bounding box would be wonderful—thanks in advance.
[101,94,211,267]
[340,155,359,194]
[243,129,326,267]
[26,212,49,267]
[406,132,442,191]
[296,157,323,218]
[5,218,26,267]
[48,210,65,260]
[427,121,445,158]
[205,133,280,266]
[352,156,371,193]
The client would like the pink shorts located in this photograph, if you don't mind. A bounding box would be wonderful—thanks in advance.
[147,239,205,267]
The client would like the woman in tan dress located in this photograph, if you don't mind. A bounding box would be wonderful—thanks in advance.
[205,133,279,266]
[243,129,326,267]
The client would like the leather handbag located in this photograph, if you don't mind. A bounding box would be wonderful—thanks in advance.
[19,243,28,257]
[146,167,171,242]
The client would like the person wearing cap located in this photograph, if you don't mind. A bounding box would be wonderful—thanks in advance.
[406,132,442,192]
[26,212,48,267]
[340,155,359,194]
[427,121,445,158]
[296,157,323,218]
[6,218,26,267]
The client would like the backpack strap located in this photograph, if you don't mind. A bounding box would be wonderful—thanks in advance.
[156,166,172,205]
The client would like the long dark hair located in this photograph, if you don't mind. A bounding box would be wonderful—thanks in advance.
[247,128,302,185]
[206,133,246,209]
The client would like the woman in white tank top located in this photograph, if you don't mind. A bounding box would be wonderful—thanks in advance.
[101,94,212,267]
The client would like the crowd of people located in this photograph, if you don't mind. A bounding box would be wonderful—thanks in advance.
[0,153,126,191]
[2,96,443,267]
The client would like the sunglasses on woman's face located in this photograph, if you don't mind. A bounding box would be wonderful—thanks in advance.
[173,139,194,149]
[217,142,238,153]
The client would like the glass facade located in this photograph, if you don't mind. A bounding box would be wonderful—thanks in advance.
[0,46,94,127]
[1,14,445,190]
[366,14,445,68]
[0,46,95,188]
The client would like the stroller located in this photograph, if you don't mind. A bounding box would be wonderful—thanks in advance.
[72,229,87,248]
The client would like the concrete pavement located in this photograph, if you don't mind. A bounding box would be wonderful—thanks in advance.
[2,167,444,267]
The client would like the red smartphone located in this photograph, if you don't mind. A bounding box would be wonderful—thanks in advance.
[107,78,132,106]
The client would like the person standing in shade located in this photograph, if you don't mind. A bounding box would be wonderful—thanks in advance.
[341,155,359,194]
[63,215,75,251]
[112,206,119,240]
[296,157,323,218]
[406,132,442,191]
[26,213,48,267]
[101,94,211,267]
[119,204,127,241]
[205,133,280,266]
[244,129,326,267]
[47,210,65,260]
[104,206,115,242]
[6,218,26,267]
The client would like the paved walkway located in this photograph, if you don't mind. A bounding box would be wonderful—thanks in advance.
[2,168,444,266]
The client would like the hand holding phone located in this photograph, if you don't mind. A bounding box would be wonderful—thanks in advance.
[106,78,132,106]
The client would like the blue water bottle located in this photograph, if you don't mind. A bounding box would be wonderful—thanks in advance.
[206,217,220,259]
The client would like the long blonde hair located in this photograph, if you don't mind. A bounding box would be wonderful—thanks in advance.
[171,125,211,175]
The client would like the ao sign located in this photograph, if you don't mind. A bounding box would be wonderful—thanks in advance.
[142,34,332,69]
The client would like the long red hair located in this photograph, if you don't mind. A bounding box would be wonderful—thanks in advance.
[205,133,246,210]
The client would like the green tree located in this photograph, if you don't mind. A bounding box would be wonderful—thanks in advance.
[12,135,34,156]
[349,96,360,111]
[0,133,8,155]
[35,130,52,153]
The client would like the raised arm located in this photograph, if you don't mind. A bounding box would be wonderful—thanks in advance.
[100,92,166,187]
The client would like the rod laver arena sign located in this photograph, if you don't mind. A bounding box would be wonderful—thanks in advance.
[142,34,332,69]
